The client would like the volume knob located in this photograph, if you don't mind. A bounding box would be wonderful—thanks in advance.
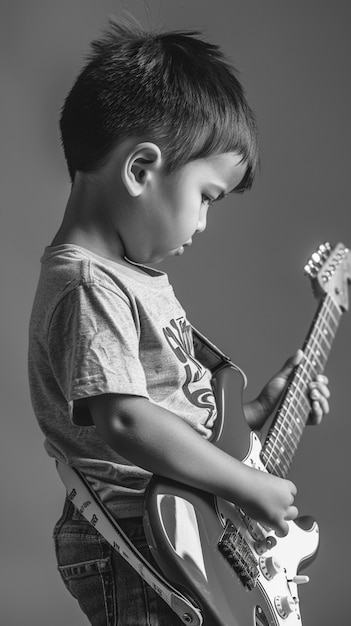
[254,535,277,555]
[275,595,297,619]
[259,556,281,580]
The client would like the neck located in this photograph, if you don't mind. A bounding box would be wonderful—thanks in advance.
[51,173,126,263]
[260,293,342,477]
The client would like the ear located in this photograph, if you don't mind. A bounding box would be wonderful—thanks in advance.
[121,142,162,197]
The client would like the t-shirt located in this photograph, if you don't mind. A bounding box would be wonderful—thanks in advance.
[28,244,218,518]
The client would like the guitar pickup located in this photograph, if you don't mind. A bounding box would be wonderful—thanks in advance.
[218,520,259,590]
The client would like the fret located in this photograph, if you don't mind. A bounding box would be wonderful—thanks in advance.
[324,307,340,330]
[262,425,296,472]
[284,425,300,449]
[265,454,288,478]
[313,326,332,349]
[276,414,303,448]
[268,412,303,447]
[284,389,310,415]
[305,352,323,372]
[313,328,332,352]
[260,292,343,477]
[268,427,295,458]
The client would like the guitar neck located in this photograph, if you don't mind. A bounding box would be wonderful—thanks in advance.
[260,293,342,477]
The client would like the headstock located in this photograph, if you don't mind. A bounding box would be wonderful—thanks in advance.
[304,242,351,312]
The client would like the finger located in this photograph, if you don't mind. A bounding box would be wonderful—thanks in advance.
[309,382,330,399]
[307,402,322,425]
[285,505,299,521]
[295,349,304,363]
[317,395,329,414]
[274,506,299,537]
[315,374,329,385]
[274,520,290,538]
[279,351,303,379]
[309,400,329,425]
[286,349,304,368]
[288,480,297,497]
[310,390,330,414]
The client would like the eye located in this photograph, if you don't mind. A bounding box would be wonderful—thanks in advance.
[201,194,213,207]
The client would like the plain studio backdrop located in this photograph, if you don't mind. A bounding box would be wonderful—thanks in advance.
[1,1,350,624]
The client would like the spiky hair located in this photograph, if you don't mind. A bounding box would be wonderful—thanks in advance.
[60,18,258,189]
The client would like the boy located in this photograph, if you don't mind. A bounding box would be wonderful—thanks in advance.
[28,19,330,625]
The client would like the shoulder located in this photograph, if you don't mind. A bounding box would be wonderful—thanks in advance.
[39,244,138,304]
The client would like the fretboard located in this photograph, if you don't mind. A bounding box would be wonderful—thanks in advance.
[260,294,342,477]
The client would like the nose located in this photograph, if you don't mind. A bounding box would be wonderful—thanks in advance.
[196,207,208,234]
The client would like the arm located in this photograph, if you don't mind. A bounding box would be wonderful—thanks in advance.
[86,393,297,537]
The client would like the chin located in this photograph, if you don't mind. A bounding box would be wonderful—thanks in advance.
[126,247,177,265]
[125,252,162,266]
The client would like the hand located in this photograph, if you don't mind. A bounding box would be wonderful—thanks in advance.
[244,350,330,430]
[242,466,298,537]
[307,372,330,425]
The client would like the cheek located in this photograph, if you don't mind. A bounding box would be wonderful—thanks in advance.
[176,192,201,227]
[176,209,199,239]
[162,186,201,241]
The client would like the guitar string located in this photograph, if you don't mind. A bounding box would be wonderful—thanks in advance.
[262,299,335,476]
[235,252,347,541]
[263,294,340,475]
[232,297,340,541]
[260,294,340,477]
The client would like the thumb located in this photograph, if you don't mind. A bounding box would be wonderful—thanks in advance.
[274,520,290,538]
[280,349,304,379]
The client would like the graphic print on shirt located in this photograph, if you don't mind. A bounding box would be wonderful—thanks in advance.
[163,318,217,426]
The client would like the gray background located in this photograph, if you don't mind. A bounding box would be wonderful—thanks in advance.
[1,1,350,624]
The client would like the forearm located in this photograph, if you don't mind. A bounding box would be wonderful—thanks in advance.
[89,394,253,509]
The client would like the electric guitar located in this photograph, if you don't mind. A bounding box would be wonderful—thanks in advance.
[143,242,351,626]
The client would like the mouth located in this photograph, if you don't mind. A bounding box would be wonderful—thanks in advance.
[174,240,192,256]
[174,246,185,256]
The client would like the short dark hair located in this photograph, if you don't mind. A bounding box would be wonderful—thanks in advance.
[60,18,259,190]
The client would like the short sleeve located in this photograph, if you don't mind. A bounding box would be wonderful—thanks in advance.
[47,282,149,424]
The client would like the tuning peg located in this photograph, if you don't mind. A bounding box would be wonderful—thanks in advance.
[304,262,314,277]
[311,252,322,265]
[304,242,332,278]
[304,259,318,277]
[317,242,331,261]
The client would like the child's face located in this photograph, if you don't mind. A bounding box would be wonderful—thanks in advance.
[124,152,247,264]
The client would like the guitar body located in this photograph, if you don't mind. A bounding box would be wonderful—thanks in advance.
[144,366,319,626]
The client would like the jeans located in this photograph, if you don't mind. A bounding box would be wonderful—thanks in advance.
[53,498,182,625]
